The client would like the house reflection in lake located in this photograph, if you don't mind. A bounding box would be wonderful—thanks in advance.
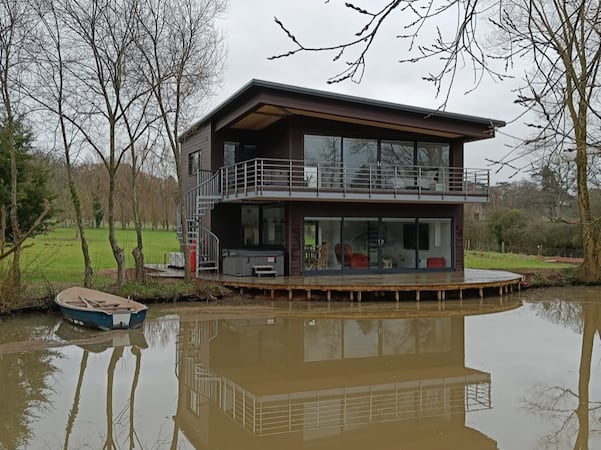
[174,315,497,449]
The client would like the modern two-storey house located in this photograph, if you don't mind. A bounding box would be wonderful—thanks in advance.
[180,80,504,277]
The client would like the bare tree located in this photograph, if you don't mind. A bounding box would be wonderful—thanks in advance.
[0,0,50,285]
[29,0,95,287]
[136,0,226,281]
[272,0,601,282]
[56,0,153,287]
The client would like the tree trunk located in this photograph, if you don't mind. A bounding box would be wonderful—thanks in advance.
[574,120,601,282]
[131,161,145,283]
[9,123,21,287]
[108,166,126,287]
[71,182,93,288]
[64,146,93,287]
[574,304,595,449]
[175,142,191,282]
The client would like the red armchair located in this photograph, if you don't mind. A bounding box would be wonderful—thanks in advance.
[427,257,446,268]
[335,243,369,269]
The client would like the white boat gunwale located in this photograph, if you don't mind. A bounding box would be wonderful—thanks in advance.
[56,287,148,315]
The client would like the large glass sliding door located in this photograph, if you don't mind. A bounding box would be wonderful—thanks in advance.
[303,217,341,272]
[303,217,452,273]
[417,142,451,190]
[304,135,453,193]
[304,136,341,188]
[418,218,452,268]
[340,218,378,270]
[343,138,377,188]
[381,219,417,270]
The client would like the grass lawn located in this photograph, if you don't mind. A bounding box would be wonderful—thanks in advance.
[5,228,578,283]
[17,227,181,283]
[465,250,575,270]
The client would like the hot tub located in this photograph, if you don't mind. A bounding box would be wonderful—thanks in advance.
[222,249,285,276]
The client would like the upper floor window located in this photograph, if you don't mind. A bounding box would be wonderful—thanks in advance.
[417,142,450,167]
[304,135,341,165]
[304,135,451,168]
[381,140,414,166]
[224,142,237,166]
[188,150,201,175]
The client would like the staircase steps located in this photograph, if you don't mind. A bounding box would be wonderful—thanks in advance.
[252,265,278,277]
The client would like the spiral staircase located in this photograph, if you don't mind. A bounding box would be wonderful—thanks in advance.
[178,170,221,274]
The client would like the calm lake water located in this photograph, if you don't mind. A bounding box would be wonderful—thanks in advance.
[1,287,601,450]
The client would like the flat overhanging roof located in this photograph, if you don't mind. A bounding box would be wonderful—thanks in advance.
[181,79,506,142]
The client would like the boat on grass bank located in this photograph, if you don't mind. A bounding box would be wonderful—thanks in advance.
[55,287,148,331]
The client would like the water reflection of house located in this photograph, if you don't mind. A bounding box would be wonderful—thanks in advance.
[174,316,496,449]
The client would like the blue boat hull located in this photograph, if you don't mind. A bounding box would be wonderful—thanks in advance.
[58,305,147,331]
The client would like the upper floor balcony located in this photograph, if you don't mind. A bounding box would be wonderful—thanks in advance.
[217,158,489,203]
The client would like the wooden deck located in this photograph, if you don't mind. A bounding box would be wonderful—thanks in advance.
[186,268,521,302]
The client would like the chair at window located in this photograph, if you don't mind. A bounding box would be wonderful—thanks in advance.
[317,241,328,269]
[334,243,368,269]
[334,243,351,267]
[305,245,317,270]
[418,168,438,190]
[427,257,446,268]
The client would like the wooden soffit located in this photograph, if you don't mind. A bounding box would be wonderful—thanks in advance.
[227,104,484,140]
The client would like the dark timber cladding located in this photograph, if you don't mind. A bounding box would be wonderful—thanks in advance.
[178,79,510,287]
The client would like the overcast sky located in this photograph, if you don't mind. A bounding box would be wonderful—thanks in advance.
[210,0,534,183]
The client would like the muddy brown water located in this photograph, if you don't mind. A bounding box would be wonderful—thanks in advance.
[1,287,600,449]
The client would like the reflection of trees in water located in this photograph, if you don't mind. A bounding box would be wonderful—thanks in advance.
[64,350,88,450]
[0,333,58,449]
[524,300,601,449]
[381,320,415,354]
[535,301,583,333]
[357,319,377,336]
[142,317,179,349]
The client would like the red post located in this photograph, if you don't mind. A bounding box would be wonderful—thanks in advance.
[190,240,197,273]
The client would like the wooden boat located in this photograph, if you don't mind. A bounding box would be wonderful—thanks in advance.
[55,287,148,331]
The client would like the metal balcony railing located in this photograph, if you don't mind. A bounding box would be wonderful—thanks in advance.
[219,158,489,200]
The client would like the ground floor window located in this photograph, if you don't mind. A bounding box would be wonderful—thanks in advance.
[241,205,285,246]
[303,217,452,272]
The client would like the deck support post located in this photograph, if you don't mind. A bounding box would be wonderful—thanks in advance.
[395,291,399,302]
[327,290,331,302]
[270,289,274,299]
[350,291,354,302]
[416,290,420,302]
[459,289,463,300]
[358,291,362,302]
[307,289,311,300]
[240,288,244,296]
[499,286,503,297]
[288,289,293,301]
[479,287,483,299]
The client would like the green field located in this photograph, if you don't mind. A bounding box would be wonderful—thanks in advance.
[5,228,578,283]
[465,250,574,270]
[16,227,180,283]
